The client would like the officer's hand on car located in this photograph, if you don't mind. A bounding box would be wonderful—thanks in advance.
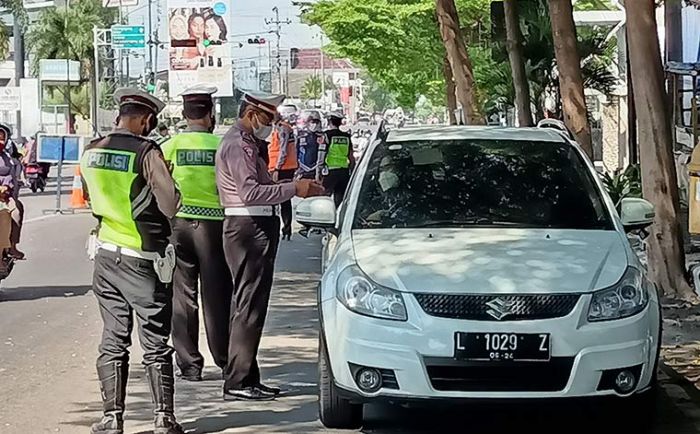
[295,179,325,198]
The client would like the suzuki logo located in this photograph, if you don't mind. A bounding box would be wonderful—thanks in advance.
[486,298,517,320]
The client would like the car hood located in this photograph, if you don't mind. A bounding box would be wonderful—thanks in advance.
[351,229,629,294]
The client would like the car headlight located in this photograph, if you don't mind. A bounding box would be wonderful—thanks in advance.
[588,267,650,322]
[336,266,407,321]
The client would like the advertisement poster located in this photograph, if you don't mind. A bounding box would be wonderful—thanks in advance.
[167,0,233,97]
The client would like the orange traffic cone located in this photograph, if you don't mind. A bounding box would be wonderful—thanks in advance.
[71,166,88,209]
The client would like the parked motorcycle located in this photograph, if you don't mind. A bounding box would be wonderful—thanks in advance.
[24,163,46,193]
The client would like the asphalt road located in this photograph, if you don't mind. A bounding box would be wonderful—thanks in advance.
[2,176,700,433]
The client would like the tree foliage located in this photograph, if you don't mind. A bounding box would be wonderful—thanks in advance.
[26,0,116,74]
[302,0,490,109]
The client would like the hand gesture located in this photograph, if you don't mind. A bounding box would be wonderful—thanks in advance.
[295,179,325,198]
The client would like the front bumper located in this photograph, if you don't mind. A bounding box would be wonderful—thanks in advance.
[321,292,661,401]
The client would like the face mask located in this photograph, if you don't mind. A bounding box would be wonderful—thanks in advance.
[251,112,273,140]
[378,170,399,192]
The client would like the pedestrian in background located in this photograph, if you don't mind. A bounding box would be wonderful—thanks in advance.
[81,88,185,434]
[296,111,325,180]
[268,113,298,240]
[323,112,355,207]
[215,91,324,401]
[162,84,232,382]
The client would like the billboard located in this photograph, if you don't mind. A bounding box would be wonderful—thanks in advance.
[167,0,233,97]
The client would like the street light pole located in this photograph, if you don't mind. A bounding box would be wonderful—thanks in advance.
[13,18,24,136]
[320,34,325,109]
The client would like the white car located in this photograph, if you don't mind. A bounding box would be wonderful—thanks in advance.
[296,126,661,430]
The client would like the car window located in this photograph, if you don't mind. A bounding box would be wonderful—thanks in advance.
[352,139,613,230]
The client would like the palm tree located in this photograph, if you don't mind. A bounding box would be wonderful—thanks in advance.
[547,0,593,158]
[626,0,694,300]
[473,2,616,124]
[436,0,481,124]
[0,0,24,59]
[26,0,115,130]
[301,76,323,105]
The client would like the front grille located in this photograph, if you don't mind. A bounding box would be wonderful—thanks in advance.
[426,357,574,392]
[414,293,580,321]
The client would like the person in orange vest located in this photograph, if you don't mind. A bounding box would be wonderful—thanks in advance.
[268,113,298,240]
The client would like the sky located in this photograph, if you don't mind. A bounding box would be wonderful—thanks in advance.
[124,0,322,75]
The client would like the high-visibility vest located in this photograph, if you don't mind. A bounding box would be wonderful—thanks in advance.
[325,129,351,169]
[161,132,224,220]
[268,123,298,171]
[80,133,171,252]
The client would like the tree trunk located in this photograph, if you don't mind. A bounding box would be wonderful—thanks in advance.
[443,54,458,125]
[435,0,481,125]
[504,0,533,127]
[626,1,694,300]
[547,0,593,158]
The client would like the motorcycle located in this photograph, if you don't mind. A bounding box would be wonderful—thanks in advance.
[24,163,46,193]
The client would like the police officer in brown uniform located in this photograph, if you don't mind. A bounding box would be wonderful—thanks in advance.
[215,91,324,401]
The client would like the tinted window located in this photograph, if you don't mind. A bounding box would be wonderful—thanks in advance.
[353,139,612,230]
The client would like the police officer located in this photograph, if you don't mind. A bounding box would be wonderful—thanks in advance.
[296,111,325,180]
[268,113,298,240]
[215,91,324,401]
[81,88,185,434]
[323,112,355,207]
[161,84,232,382]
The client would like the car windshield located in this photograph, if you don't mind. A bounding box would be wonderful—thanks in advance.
[353,139,613,230]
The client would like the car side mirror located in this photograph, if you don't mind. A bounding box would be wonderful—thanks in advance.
[620,198,655,232]
[295,196,337,234]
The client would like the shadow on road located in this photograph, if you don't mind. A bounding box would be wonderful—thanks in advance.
[0,285,91,302]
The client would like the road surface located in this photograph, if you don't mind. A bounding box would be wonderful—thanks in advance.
[1,177,700,433]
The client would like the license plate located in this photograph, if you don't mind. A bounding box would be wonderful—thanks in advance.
[454,332,551,362]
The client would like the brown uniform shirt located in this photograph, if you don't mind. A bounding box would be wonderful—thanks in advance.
[216,121,296,208]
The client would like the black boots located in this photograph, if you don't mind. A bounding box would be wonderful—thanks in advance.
[146,363,186,434]
[91,361,128,434]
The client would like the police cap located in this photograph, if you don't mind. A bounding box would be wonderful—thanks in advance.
[113,88,166,115]
[326,111,345,120]
[242,91,285,116]
[180,84,218,103]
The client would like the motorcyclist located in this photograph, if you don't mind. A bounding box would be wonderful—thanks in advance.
[0,124,25,259]
[296,111,325,180]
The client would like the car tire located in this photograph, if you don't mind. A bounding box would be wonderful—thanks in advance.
[318,335,363,429]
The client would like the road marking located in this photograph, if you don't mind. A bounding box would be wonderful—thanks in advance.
[25,214,60,223]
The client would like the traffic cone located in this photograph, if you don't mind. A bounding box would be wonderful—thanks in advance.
[71,166,88,209]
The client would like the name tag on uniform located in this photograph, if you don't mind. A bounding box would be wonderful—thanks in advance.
[177,149,216,166]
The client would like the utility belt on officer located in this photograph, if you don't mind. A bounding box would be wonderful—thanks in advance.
[224,205,280,217]
[92,240,176,284]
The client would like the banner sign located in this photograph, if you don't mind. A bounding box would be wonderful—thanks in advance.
[0,87,21,112]
[39,59,81,83]
[167,0,233,97]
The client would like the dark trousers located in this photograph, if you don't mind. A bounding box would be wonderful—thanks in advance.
[222,215,280,389]
[171,217,232,372]
[323,168,351,208]
[92,249,174,366]
[278,169,296,235]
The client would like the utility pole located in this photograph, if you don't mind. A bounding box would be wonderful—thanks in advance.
[147,0,154,74]
[265,7,291,94]
[13,18,24,136]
